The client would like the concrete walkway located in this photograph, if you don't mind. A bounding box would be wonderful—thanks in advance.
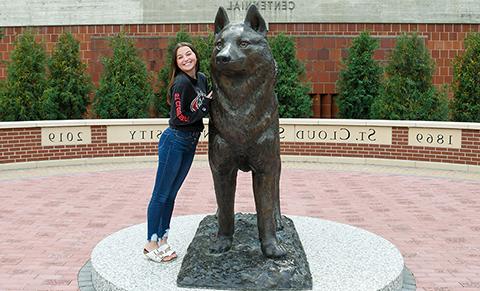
[0,159,479,291]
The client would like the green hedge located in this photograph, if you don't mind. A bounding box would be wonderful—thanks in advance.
[4,29,471,122]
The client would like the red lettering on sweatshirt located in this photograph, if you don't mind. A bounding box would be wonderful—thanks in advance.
[174,92,189,122]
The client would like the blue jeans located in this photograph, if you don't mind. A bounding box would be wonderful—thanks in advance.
[147,127,200,241]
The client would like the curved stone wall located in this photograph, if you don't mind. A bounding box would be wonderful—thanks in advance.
[1,119,479,172]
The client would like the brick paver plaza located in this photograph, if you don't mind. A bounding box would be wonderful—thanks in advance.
[0,158,479,291]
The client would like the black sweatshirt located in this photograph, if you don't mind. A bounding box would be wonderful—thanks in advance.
[168,71,210,132]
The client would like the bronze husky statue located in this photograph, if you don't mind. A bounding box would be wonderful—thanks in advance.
[209,5,286,258]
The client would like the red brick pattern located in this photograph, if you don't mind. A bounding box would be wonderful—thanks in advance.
[1,125,479,166]
[0,127,41,164]
[1,160,479,290]
[1,23,479,117]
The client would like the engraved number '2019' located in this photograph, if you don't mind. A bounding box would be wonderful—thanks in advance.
[48,132,83,143]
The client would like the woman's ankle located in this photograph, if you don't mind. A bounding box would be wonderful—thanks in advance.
[144,241,159,251]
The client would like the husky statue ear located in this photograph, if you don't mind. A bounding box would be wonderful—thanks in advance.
[214,7,230,34]
[244,5,267,36]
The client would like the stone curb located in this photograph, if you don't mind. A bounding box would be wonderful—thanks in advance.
[78,260,416,291]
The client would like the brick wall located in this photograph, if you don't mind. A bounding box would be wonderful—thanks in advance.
[0,125,209,164]
[279,127,480,165]
[1,120,479,167]
[1,23,479,118]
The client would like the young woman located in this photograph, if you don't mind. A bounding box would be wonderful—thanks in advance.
[143,42,211,262]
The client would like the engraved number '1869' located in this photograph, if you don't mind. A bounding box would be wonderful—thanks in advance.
[416,133,453,146]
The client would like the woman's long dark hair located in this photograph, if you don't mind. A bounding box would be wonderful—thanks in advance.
[166,42,200,105]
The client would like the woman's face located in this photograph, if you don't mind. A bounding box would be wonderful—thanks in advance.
[176,46,197,77]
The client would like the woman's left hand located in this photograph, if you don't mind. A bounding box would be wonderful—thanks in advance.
[205,91,213,99]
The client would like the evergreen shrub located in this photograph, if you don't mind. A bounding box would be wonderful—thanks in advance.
[0,79,5,113]
[0,30,47,121]
[93,33,153,119]
[371,33,448,121]
[42,32,93,119]
[336,31,382,119]
[269,33,312,118]
[451,32,480,122]
[192,33,214,90]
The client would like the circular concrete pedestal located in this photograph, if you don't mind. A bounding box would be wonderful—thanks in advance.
[91,215,406,291]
